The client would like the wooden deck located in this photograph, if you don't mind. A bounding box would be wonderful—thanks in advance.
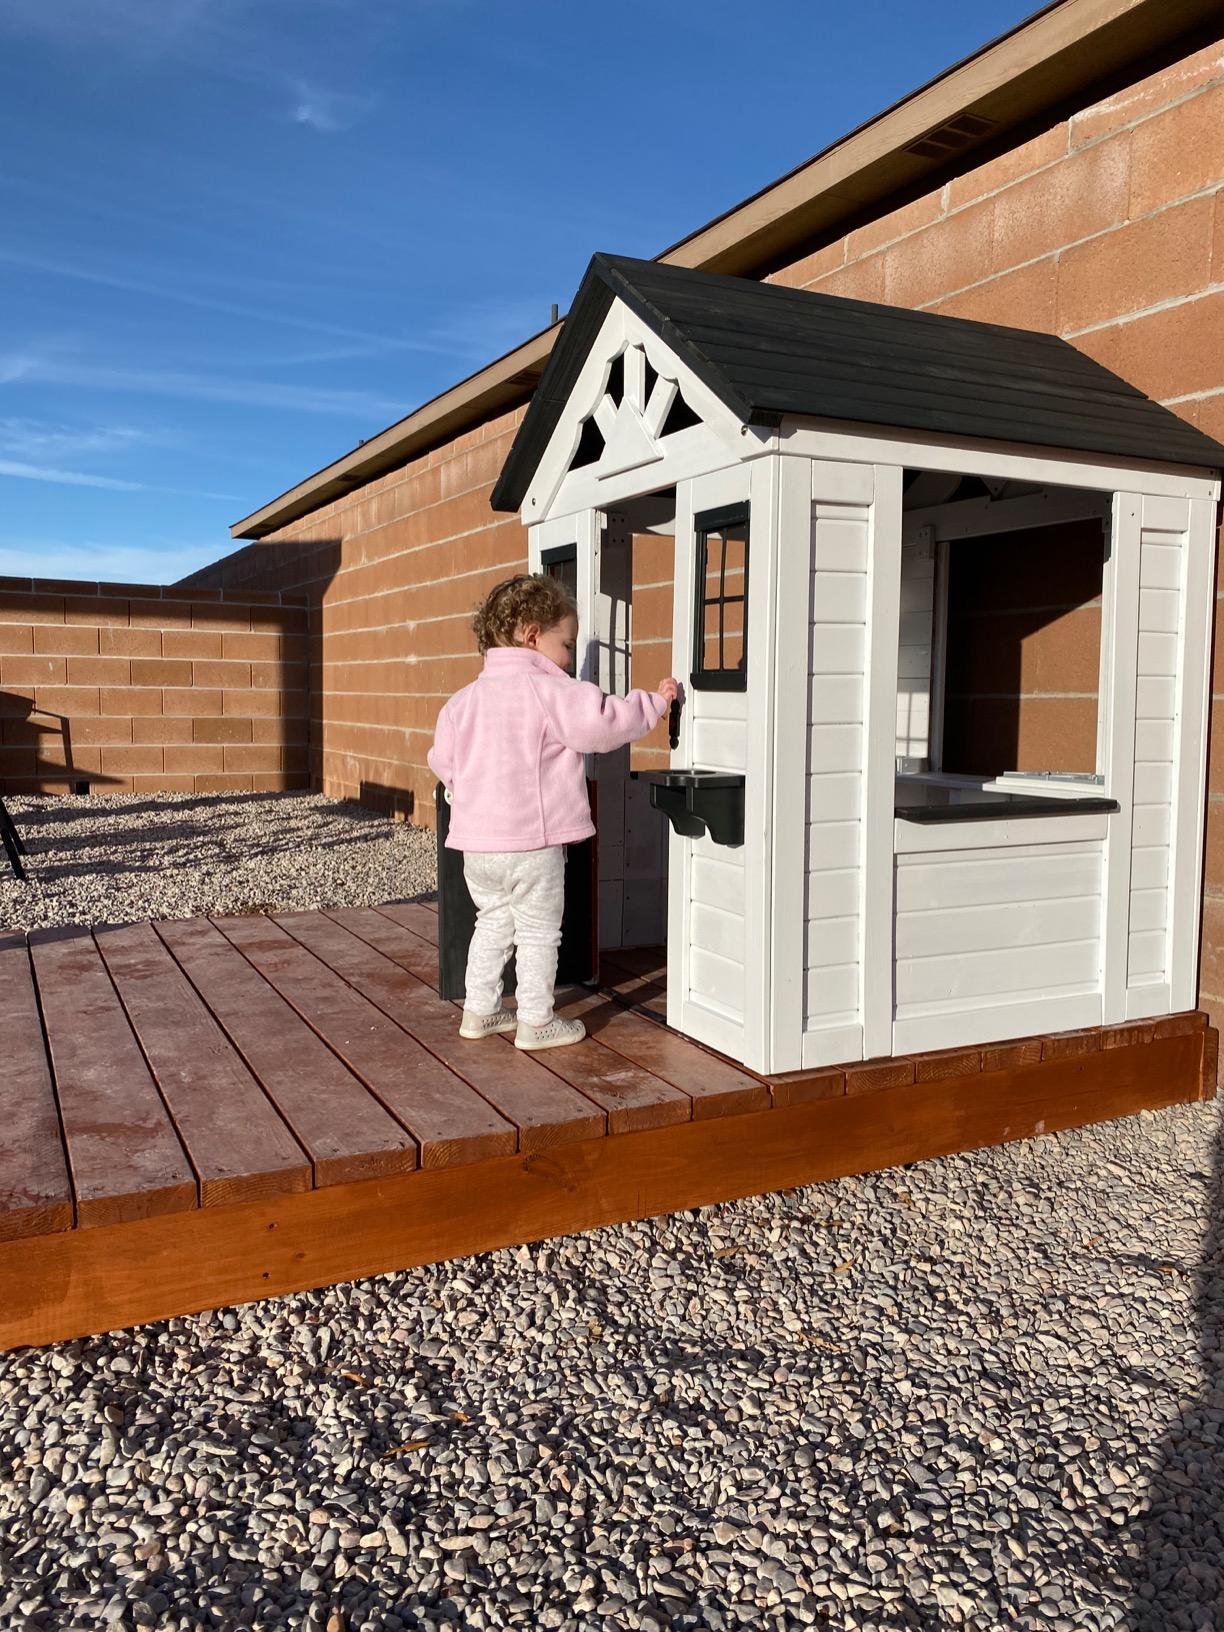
[0,902,1215,1351]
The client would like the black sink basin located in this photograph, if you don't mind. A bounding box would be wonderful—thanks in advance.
[647,770,745,847]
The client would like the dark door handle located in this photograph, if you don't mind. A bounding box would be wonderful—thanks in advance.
[668,698,681,751]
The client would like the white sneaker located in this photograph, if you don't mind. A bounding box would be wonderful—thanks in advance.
[458,1007,518,1040]
[514,1015,587,1052]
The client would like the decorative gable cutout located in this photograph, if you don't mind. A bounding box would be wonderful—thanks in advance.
[564,341,706,482]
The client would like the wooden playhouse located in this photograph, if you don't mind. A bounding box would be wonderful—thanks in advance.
[491,253,1224,1081]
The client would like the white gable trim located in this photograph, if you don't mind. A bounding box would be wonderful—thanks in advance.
[523,303,755,525]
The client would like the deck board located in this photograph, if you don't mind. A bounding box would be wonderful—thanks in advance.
[156,917,418,1188]
[0,936,74,1241]
[28,926,197,1227]
[214,915,516,1169]
[95,923,312,1209]
[375,904,692,1133]
[297,909,606,1150]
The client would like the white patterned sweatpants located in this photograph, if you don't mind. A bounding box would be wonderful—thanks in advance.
[462,847,566,1028]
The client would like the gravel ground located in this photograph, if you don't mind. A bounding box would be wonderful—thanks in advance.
[0,792,437,933]
[1,795,1222,1630]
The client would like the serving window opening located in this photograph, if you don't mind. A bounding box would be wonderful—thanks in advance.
[896,471,1112,803]
[692,503,750,692]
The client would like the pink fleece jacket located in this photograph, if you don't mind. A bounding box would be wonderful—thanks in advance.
[428,647,668,851]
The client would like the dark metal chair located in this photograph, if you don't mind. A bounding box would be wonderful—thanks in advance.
[0,796,26,880]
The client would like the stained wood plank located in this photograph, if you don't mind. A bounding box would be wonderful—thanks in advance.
[300,908,605,1151]
[94,923,311,1209]
[388,900,441,945]
[157,917,417,1188]
[375,905,689,1133]
[213,915,516,1170]
[3,1029,1204,1351]
[0,939,73,1241]
[28,926,196,1228]
[555,989,769,1120]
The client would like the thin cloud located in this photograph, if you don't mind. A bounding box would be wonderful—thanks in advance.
[288,76,373,134]
[0,417,173,461]
[0,458,237,501]
[0,246,430,349]
[0,348,410,420]
[0,534,225,587]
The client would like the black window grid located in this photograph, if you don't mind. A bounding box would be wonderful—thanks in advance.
[691,503,749,693]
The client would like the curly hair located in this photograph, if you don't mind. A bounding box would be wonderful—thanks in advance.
[471,573,577,655]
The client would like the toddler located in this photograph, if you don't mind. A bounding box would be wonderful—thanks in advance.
[428,573,679,1051]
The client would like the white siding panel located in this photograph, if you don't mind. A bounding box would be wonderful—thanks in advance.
[808,724,863,771]
[805,500,871,1042]
[688,947,745,1020]
[811,623,866,674]
[691,854,745,916]
[690,901,748,965]
[691,717,748,768]
[894,841,1104,1028]
[807,820,861,871]
[809,676,864,725]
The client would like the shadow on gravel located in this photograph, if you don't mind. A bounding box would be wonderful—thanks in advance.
[1128,1120,1224,1629]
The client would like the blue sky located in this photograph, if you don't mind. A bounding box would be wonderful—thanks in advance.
[0,0,1038,585]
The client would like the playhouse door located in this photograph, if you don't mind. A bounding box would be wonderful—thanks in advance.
[665,469,757,1064]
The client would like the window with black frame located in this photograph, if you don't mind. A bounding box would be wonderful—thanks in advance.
[692,504,749,691]
[541,543,578,602]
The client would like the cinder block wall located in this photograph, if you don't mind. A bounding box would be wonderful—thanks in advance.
[0,580,309,795]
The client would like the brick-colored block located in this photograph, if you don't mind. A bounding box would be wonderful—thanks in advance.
[845,1057,916,1096]
[249,773,298,793]
[1041,1028,1102,1061]
[251,660,308,691]
[194,605,250,632]
[192,659,251,688]
[0,625,33,655]
[131,717,194,745]
[2,655,66,687]
[1129,82,1224,218]
[31,686,102,718]
[0,594,63,624]
[993,136,1131,274]
[928,257,1058,332]
[194,717,253,744]
[133,773,196,794]
[1201,896,1224,1004]
[1072,287,1224,403]
[222,631,282,661]
[164,745,225,774]
[914,1046,982,1083]
[162,630,223,659]
[882,198,995,309]
[0,746,36,777]
[130,658,194,688]
[227,688,281,717]
[163,687,223,717]
[98,627,162,658]
[65,595,128,627]
[33,624,99,656]
[982,1037,1043,1072]
[1057,196,1213,334]
[99,686,163,718]
[946,122,1068,210]
[67,657,132,687]
[101,746,165,776]
[1070,41,1224,149]
[282,745,309,775]
[223,744,281,773]
[128,598,192,631]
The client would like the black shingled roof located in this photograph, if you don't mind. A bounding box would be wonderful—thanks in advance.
[490,253,1224,512]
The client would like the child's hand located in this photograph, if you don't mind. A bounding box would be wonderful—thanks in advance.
[658,677,681,704]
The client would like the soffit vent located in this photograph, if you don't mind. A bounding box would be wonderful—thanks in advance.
[904,111,997,160]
